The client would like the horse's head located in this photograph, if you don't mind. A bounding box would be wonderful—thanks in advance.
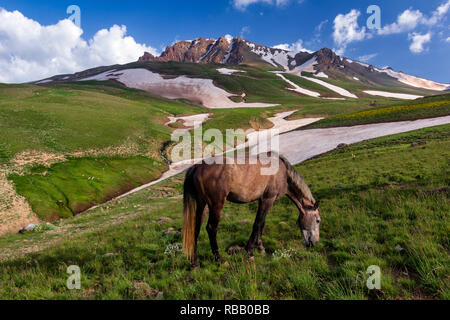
[297,200,321,247]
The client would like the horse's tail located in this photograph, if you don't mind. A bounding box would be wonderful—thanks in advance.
[182,166,197,263]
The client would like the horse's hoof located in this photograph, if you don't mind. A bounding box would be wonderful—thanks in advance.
[190,263,199,271]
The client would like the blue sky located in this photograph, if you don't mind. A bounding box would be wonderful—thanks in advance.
[1,0,449,83]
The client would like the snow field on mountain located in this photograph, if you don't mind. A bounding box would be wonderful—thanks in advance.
[363,90,423,100]
[80,68,278,109]
[275,73,321,97]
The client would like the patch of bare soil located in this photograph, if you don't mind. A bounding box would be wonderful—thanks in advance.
[0,167,41,236]
[10,151,67,175]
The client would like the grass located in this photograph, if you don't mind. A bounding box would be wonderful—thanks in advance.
[302,94,450,129]
[0,71,407,227]
[9,156,167,221]
[0,125,448,300]
[283,73,339,98]
[0,64,446,233]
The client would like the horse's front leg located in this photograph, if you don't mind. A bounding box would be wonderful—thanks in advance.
[257,235,266,254]
[246,197,275,258]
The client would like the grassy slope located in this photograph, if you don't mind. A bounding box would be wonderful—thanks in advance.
[0,71,402,222]
[301,94,450,129]
[0,125,448,299]
[10,157,167,221]
[305,71,444,98]
[0,84,201,220]
[0,64,446,223]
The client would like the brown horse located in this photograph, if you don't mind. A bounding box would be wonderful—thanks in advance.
[182,155,321,266]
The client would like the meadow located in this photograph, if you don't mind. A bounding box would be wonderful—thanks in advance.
[0,72,404,223]
[301,94,450,129]
[0,125,448,300]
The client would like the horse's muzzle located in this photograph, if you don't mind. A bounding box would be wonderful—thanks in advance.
[302,230,313,247]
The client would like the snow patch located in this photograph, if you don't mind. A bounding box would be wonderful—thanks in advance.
[224,35,233,43]
[376,68,450,91]
[279,116,450,165]
[217,68,244,75]
[315,72,329,78]
[35,79,52,84]
[355,61,370,68]
[363,90,423,100]
[250,46,278,68]
[291,56,318,74]
[275,73,321,97]
[301,76,358,98]
[166,113,211,131]
[80,68,278,109]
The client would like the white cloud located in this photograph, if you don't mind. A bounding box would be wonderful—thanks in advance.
[358,53,378,63]
[0,8,158,83]
[424,0,450,25]
[333,9,367,55]
[273,39,313,53]
[379,1,450,35]
[316,19,328,33]
[233,0,291,10]
[240,26,251,38]
[408,32,432,53]
[379,9,423,35]
[446,36,450,42]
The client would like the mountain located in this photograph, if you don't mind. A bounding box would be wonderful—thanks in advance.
[33,36,449,106]
[139,36,450,92]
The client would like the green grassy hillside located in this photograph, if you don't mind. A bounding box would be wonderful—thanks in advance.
[0,125,448,299]
[0,64,448,226]
[300,94,450,129]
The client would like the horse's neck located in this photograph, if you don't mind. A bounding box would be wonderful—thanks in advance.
[287,189,303,210]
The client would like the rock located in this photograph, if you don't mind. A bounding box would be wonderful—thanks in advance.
[163,228,178,236]
[19,223,56,234]
[139,37,216,63]
[19,224,36,233]
[227,246,245,255]
[410,141,427,148]
[131,281,163,300]
[102,253,115,258]
[395,245,405,252]
[158,217,173,224]
[238,219,251,226]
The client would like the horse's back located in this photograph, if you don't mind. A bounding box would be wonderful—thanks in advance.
[192,157,288,204]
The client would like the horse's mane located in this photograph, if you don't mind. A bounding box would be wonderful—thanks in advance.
[279,156,315,204]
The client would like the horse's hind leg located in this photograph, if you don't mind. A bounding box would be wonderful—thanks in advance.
[206,201,225,262]
[257,235,266,254]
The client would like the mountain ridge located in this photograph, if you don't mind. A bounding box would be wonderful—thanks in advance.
[138,36,449,92]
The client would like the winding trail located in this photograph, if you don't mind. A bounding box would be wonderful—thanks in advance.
[88,114,450,211]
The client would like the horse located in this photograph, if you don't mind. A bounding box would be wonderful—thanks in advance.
[182,154,321,267]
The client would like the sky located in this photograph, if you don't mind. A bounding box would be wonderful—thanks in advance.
[0,0,449,83]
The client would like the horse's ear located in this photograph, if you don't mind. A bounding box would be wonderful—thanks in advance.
[314,201,320,210]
